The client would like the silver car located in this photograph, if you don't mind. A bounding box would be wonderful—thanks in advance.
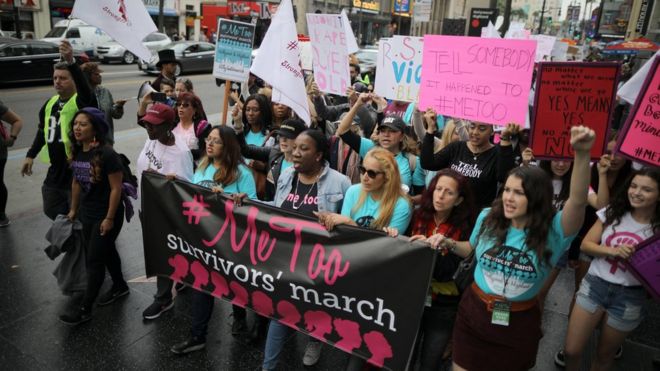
[96,32,171,64]
[138,41,216,76]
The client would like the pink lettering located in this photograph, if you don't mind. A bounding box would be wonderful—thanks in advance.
[308,243,350,285]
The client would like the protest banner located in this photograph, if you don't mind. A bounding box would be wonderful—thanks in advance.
[626,234,660,301]
[213,19,255,82]
[141,173,434,370]
[374,36,423,102]
[418,35,536,126]
[307,14,351,96]
[530,62,620,160]
[615,57,660,167]
[530,34,556,62]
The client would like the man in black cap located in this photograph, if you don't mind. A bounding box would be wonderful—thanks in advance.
[152,49,178,92]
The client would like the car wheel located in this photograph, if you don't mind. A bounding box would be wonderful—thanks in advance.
[175,63,182,76]
[123,52,135,64]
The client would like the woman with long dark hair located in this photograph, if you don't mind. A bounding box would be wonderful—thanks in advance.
[170,125,257,354]
[406,169,477,370]
[173,92,210,161]
[562,167,660,370]
[451,126,595,371]
[59,108,127,325]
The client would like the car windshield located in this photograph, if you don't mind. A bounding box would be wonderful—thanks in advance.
[355,51,377,63]
[44,27,67,38]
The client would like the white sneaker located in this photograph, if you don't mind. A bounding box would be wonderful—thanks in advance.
[302,340,323,366]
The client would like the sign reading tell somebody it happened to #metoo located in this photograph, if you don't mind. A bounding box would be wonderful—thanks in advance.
[213,19,255,82]
[530,62,620,160]
[615,57,660,167]
[307,14,351,96]
[374,36,423,102]
[418,35,536,126]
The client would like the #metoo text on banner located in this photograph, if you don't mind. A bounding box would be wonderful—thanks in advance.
[307,14,351,96]
[419,36,536,126]
[374,36,423,102]
[140,173,434,370]
[616,57,660,167]
[530,62,620,160]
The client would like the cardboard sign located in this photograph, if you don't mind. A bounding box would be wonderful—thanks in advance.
[530,35,556,62]
[626,233,660,301]
[307,14,351,96]
[530,62,620,160]
[213,19,255,82]
[615,57,660,166]
[418,35,536,126]
[374,36,423,102]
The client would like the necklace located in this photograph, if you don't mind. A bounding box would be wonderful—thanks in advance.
[468,143,489,161]
[291,172,320,210]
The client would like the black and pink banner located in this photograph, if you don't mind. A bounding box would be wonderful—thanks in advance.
[141,173,434,370]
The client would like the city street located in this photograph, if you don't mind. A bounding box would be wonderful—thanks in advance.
[1,52,659,371]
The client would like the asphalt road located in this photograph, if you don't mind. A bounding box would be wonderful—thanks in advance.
[0,63,224,150]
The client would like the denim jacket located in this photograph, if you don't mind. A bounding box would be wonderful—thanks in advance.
[274,162,351,213]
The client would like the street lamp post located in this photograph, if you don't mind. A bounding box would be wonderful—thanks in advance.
[13,1,22,39]
[538,0,547,34]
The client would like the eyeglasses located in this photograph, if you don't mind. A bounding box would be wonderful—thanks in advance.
[205,138,222,145]
[358,165,384,179]
[176,102,191,108]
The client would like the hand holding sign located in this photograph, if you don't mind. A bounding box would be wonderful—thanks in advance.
[423,108,438,134]
[597,154,612,175]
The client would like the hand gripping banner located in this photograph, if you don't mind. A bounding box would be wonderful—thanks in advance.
[140,173,434,370]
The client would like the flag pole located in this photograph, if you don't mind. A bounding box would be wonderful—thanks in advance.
[221,80,231,126]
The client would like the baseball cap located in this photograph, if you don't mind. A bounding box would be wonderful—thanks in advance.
[352,82,369,93]
[276,118,306,139]
[379,115,406,132]
[141,103,175,126]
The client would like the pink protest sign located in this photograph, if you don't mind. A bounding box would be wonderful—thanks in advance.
[306,14,350,96]
[615,57,660,167]
[419,35,536,126]
[626,233,660,301]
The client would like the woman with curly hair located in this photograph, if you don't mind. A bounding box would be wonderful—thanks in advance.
[562,167,660,371]
[451,126,595,371]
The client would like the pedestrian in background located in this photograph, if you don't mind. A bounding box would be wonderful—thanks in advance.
[0,100,23,227]
[81,62,126,144]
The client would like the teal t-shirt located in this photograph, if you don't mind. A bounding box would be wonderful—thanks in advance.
[340,184,411,232]
[470,208,575,301]
[281,159,293,172]
[245,130,267,146]
[357,138,425,188]
[192,163,258,200]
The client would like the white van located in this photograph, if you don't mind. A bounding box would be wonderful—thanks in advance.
[41,19,113,56]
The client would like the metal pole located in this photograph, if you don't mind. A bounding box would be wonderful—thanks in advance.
[358,0,363,45]
[158,0,165,33]
[13,2,22,39]
[538,0,547,34]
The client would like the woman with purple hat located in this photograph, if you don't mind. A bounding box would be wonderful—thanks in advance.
[59,107,129,325]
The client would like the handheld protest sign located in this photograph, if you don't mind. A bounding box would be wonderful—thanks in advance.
[373,36,423,102]
[529,62,620,160]
[418,35,536,126]
[307,13,351,96]
[626,233,660,302]
[615,57,660,167]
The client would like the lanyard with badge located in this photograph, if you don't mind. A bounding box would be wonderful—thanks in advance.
[490,240,517,327]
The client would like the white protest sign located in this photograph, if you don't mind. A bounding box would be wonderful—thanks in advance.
[551,40,569,61]
[307,13,351,96]
[530,34,556,62]
[299,41,313,71]
[374,36,423,102]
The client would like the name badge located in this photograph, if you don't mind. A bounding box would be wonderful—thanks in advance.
[491,301,510,326]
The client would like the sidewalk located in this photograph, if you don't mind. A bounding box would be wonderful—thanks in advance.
[1,122,658,370]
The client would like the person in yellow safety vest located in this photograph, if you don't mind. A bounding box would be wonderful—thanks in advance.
[21,40,98,220]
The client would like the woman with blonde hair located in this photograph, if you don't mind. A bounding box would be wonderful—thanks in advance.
[318,147,412,233]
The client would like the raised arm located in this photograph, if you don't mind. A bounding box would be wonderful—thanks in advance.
[561,126,596,236]
[588,155,611,209]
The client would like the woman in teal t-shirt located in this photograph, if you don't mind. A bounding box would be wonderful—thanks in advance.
[451,126,596,371]
[318,147,412,235]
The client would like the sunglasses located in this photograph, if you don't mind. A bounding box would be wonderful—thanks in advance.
[175,102,191,108]
[205,137,222,145]
[358,165,384,179]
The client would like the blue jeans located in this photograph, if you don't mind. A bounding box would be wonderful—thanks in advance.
[263,320,294,370]
[418,304,457,371]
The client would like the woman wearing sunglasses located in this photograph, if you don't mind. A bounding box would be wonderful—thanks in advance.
[173,92,211,161]
[336,93,425,196]
[170,125,257,355]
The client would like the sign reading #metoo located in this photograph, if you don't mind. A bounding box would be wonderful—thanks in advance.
[307,14,351,96]
[140,173,434,370]
[374,36,423,102]
[530,62,620,160]
[615,57,660,167]
[418,35,536,126]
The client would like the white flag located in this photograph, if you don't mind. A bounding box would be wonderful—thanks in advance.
[341,9,359,54]
[71,0,157,62]
[618,51,659,104]
[251,0,311,125]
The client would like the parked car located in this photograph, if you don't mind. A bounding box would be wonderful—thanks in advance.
[42,19,112,57]
[138,41,215,75]
[0,39,89,85]
[96,32,171,64]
